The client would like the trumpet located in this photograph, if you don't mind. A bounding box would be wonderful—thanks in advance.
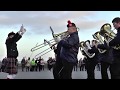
[80,40,95,58]
[92,31,106,53]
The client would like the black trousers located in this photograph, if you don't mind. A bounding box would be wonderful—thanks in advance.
[53,59,63,79]
[73,64,77,71]
[21,64,25,71]
[110,57,120,79]
[85,59,97,79]
[60,60,74,79]
[101,61,111,79]
[38,64,42,71]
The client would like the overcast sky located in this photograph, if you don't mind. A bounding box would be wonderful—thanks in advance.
[0,11,119,61]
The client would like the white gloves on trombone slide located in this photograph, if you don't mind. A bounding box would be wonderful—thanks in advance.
[18,24,26,36]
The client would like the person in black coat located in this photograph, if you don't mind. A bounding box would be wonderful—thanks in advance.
[5,25,26,79]
[53,41,63,79]
[85,40,99,79]
[59,20,79,79]
[97,39,113,79]
[108,17,120,79]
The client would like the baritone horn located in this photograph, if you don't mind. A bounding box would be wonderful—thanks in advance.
[92,31,106,53]
[99,23,116,39]
[79,40,95,58]
[99,23,120,50]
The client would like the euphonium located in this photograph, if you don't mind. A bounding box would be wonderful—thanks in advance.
[100,23,120,49]
[79,40,95,58]
[100,23,116,39]
[92,31,106,53]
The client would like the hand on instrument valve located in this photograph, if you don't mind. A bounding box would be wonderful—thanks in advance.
[92,40,98,48]
[105,40,110,47]
[51,45,56,50]
[18,24,26,36]
[104,36,111,47]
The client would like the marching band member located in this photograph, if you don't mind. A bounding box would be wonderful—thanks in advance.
[52,41,63,79]
[59,20,79,79]
[97,36,113,79]
[85,40,99,79]
[108,17,120,79]
[5,24,26,79]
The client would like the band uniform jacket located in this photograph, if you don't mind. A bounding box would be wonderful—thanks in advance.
[60,32,79,64]
[97,41,113,64]
[54,41,62,61]
[109,27,120,58]
[88,46,99,63]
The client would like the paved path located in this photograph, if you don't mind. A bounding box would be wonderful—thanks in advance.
[0,69,111,79]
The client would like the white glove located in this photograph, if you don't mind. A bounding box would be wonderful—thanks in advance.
[21,28,26,35]
[18,24,26,36]
[55,36,62,43]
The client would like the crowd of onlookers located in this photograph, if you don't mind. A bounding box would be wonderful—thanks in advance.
[0,57,101,72]
[0,57,56,72]
[73,58,101,72]
[20,57,56,72]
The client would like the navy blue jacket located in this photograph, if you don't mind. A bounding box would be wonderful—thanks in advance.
[60,32,79,64]
[97,41,113,64]
[54,41,62,61]
[109,27,120,58]
[5,32,22,58]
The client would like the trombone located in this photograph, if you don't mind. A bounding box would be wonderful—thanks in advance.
[31,26,80,52]
[34,39,57,59]
[31,39,55,52]
[31,27,67,52]
[33,26,80,58]
[34,31,69,59]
